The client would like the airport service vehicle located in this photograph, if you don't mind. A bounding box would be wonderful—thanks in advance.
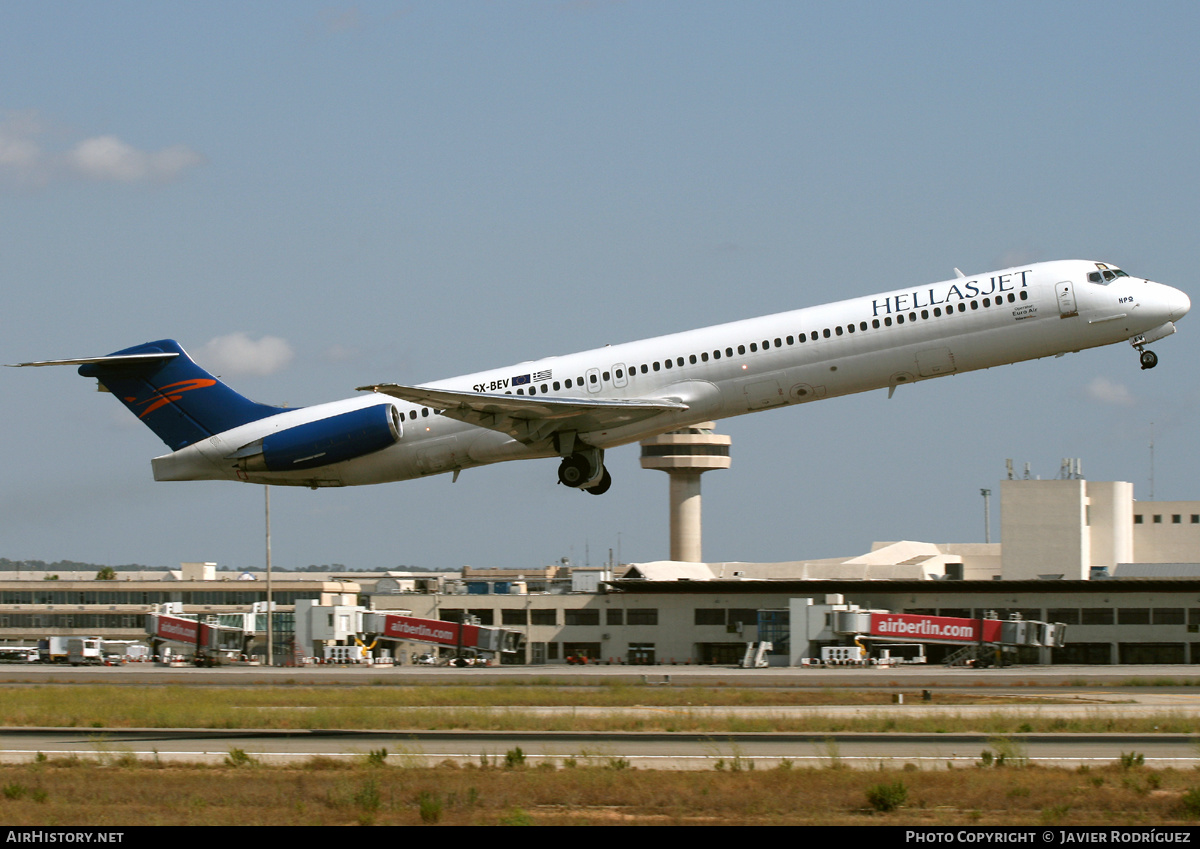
[11,261,1188,495]
[38,636,103,665]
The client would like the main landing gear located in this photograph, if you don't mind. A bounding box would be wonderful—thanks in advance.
[557,448,611,495]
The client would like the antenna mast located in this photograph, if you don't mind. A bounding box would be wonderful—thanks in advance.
[1149,422,1155,500]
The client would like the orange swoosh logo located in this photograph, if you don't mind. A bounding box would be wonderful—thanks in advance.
[129,379,217,418]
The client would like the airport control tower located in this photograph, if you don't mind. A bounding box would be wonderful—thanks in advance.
[639,423,731,562]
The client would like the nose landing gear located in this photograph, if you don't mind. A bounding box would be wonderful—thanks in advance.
[1138,348,1159,370]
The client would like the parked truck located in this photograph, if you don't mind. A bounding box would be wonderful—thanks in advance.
[39,636,103,665]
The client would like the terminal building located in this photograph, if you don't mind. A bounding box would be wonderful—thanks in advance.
[3,469,1200,666]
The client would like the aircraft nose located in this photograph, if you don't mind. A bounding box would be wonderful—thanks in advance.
[1168,286,1191,322]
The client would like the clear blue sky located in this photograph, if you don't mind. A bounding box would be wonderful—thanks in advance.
[3,1,1198,571]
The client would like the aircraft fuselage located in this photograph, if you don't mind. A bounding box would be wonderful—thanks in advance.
[146,259,1189,490]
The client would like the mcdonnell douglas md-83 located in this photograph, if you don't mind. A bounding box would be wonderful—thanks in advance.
[11,260,1191,495]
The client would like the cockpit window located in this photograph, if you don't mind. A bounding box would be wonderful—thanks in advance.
[1088,265,1130,285]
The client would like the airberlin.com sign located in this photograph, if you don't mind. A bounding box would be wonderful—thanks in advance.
[381,614,480,648]
[869,613,1002,643]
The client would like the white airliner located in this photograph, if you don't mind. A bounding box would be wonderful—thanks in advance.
[11,260,1190,495]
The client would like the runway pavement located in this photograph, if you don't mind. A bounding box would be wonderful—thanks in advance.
[0,663,1196,769]
[3,661,1200,687]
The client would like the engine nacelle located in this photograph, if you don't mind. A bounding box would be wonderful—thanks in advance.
[234,404,400,473]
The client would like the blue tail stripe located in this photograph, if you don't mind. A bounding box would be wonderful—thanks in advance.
[78,340,284,450]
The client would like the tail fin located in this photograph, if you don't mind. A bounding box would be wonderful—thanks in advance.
[76,340,284,451]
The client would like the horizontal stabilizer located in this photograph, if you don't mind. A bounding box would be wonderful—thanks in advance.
[7,352,179,368]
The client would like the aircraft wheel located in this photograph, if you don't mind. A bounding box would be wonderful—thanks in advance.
[585,468,612,495]
[1140,349,1159,370]
[557,454,591,488]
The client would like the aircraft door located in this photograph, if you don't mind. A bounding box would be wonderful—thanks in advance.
[612,363,628,389]
[585,367,602,394]
[1055,281,1078,318]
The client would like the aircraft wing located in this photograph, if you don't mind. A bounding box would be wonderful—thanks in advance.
[358,382,687,443]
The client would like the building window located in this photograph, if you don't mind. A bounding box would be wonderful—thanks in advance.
[695,609,725,626]
[1153,608,1185,625]
[565,609,599,626]
[1174,515,1182,524]
[1047,608,1080,625]
[1117,608,1151,625]
[501,609,527,626]
[1154,515,1163,524]
[1134,515,1143,524]
[606,609,623,626]
[626,608,658,626]
[530,609,556,626]
[728,609,759,629]
[468,609,493,626]
[1081,608,1115,625]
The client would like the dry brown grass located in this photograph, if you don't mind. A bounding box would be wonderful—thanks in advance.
[0,759,1198,826]
[0,684,1156,735]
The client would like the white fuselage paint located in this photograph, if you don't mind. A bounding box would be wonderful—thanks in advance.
[151,260,1189,487]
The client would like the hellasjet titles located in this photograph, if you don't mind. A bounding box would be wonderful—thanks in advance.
[11,260,1190,495]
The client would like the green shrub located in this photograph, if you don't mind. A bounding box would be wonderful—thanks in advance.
[1119,751,1145,769]
[418,791,442,824]
[866,780,907,813]
[224,748,256,768]
[1181,787,1200,819]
